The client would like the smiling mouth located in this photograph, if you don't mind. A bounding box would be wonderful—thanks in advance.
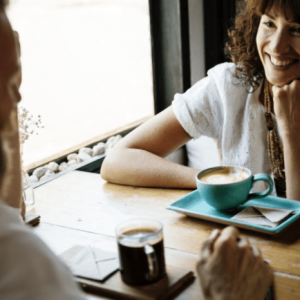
[269,55,297,67]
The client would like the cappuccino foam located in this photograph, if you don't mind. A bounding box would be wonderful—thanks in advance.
[199,167,249,184]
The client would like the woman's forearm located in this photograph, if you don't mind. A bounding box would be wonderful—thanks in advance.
[101,148,199,189]
[283,136,300,200]
[271,81,300,200]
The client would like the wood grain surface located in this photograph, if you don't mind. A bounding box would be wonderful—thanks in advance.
[31,171,300,299]
[59,245,195,300]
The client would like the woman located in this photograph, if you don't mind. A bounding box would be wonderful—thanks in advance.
[101,0,300,200]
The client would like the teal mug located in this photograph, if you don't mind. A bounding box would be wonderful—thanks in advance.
[195,166,273,211]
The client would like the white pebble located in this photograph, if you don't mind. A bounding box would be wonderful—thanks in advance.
[45,170,55,177]
[39,175,49,181]
[39,171,54,181]
[106,141,115,149]
[29,175,39,183]
[105,135,122,149]
[78,152,92,162]
[93,145,105,157]
[115,134,122,142]
[79,147,93,156]
[67,159,77,167]
[97,142,105,148]
[110,135,122,147]
[106,136,115,144]
[33,167,47,179]
[59,162,68,172]
[67,153,78,161]
[105,140,114,149]
[47,162,59,172]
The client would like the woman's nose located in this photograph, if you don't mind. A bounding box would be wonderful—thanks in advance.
[269,29,290,54]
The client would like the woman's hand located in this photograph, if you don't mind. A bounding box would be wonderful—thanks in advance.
[197,226,273,300]
[272,81,300,200]
[272,80,300,138]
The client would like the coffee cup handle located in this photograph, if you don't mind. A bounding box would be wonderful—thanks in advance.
[247,173,274,200]
[144,244,159,281]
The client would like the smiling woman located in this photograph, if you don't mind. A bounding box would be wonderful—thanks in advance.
[101,0,300,202]
[256,10,300,87]
[227,0,300,90]
[227,0,300,199]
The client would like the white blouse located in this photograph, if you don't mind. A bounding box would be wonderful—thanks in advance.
[173,62,274,192]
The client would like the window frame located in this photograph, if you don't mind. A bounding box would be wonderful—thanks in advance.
[28,0,240,185]
[27,0,192,176]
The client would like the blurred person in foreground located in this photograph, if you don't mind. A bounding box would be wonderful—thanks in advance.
[0,1,272,299]
[0,1,84,299]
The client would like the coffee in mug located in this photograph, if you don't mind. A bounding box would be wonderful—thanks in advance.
[196,166,273,211]
[199,166,249,184]
[116,219,166,285]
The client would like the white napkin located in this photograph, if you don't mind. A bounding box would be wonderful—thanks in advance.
[68,246,119,281]
[232,206,295,228]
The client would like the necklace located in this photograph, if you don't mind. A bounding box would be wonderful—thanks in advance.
[263,79,286,197]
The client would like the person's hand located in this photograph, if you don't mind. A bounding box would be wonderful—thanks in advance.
[272,80,300,138]
[197,226,273,300]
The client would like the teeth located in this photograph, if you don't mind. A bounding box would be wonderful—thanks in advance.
[270,56,294,66]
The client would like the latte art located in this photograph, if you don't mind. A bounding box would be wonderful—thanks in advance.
[199,167,249,184]
[196,166,273,211]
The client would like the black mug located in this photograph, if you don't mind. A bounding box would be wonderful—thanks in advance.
[116,219,166,285]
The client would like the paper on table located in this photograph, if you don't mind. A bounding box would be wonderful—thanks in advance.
[67,246,119,282]
[232,206,295,228]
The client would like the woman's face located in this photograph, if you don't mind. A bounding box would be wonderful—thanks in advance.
[256,7,300,87]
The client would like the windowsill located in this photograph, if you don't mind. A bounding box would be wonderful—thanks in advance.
[31,153,106,189]
[26,116,152,173]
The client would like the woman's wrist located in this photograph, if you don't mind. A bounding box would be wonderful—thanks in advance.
[281,130,300,148]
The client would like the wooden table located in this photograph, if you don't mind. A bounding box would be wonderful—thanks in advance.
[31,170,300,299]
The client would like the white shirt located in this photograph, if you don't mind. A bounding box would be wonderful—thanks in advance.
[173,62,274,192]
[0,201,84,300]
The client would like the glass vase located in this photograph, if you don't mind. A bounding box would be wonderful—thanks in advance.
[22,168,35,206]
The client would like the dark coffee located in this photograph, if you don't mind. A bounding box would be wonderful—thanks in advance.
[118,228,166,285]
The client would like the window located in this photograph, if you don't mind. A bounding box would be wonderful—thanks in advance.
[8,0,154,169]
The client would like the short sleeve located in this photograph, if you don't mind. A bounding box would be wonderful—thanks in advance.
[172,63,236,140]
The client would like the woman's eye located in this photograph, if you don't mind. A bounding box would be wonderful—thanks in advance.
[291,27,300,34]
[263,21,274,28]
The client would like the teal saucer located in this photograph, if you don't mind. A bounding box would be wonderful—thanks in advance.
[167,190,300,234]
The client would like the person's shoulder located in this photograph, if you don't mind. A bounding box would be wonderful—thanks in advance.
[207,62,237,81]
[178,63,241,104]
[207,62,249,97]
[0,201,23,229]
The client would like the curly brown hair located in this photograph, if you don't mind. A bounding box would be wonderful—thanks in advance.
[226,0,300,91]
